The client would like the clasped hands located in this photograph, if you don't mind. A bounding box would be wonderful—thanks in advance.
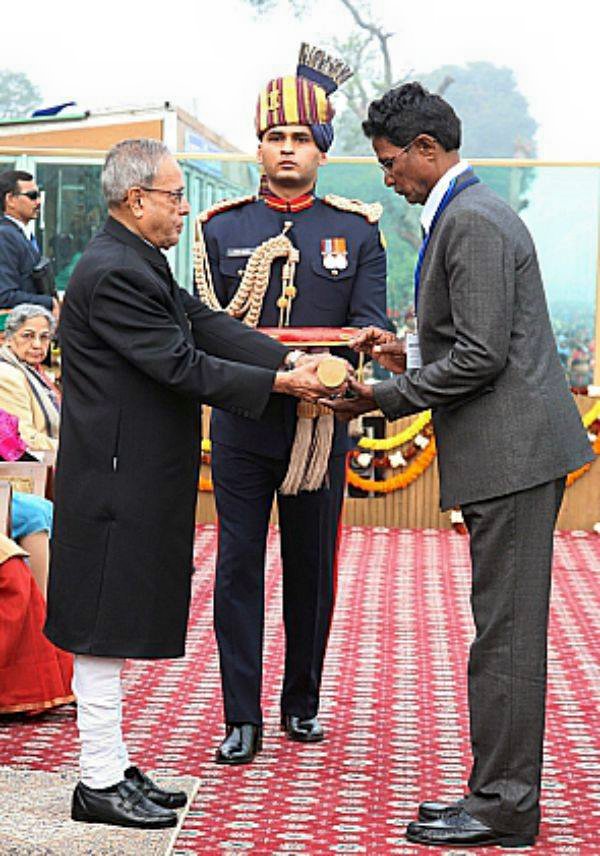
[273,352,352,402]
[273,328,405,417]
[319,326,405,421]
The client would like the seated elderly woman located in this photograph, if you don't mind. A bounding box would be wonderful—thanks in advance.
[0,303,59,451]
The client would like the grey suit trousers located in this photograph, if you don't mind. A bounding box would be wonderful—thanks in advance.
[460,478,565,836]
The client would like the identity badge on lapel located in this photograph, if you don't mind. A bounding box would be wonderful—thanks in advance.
[321,238,348,277]
[406,330,422,369]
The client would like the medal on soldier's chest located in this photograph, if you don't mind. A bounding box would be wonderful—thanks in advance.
[321,237,348,276]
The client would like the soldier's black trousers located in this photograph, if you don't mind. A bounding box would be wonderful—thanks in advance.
[212,442,346,726]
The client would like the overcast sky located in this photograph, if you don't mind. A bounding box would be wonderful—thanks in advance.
[6,0,600,158]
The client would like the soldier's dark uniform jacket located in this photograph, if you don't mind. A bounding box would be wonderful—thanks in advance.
[201,188,388,727]
[202,41,389,734]
[203,191,388,459]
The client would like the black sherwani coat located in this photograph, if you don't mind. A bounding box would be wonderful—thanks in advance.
[44,217,286,659]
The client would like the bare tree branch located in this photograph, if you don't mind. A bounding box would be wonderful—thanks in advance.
[435,75,454,96]
[338,0,394,87]
[333,34,373,117]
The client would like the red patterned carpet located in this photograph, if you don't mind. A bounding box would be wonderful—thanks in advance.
[1,525,599,854]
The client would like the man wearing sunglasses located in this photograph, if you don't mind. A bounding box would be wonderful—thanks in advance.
[0,170,58,317]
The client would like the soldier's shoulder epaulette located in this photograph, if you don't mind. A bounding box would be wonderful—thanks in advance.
[198,195,257,224]
[322,194,383,224]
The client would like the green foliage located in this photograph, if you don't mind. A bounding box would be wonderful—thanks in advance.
[239,3,539,319]
[419,62,538,158]
[332,116,373,156]
[329,61,539,317]
[0,69,41,118]
[318,162,418,320]
[334,61,537,160]
[419,62,538,210]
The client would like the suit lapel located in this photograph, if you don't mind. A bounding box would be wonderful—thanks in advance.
[453,168,480,194]
[0,216,39,263]
[103,217,192,341]
[422,170,480,278]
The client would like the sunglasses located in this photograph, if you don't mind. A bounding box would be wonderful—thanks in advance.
[15,190,41,201]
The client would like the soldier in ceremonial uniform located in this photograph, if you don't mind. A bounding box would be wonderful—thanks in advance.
[194,44,388,764]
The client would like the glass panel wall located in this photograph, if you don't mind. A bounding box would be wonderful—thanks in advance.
[518,167,597,388]
[173,158,258,291]
[35,162,105,291]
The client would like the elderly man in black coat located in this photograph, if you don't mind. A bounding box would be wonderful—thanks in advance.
[44,138,339,830]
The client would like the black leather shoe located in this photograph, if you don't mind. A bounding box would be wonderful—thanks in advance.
[124,765,187,809]
[280,714,324,743]
[71,780,178,828]
[215,724,262,764]
[406,809,535,848]
[418,798,464,821]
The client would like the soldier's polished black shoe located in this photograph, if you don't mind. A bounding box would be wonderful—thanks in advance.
[418,798,464,821]
[124,765,187,809]
[280,714,324,743]
[71,780,178,828]
[215,724,262,764]
[406,809,535,848]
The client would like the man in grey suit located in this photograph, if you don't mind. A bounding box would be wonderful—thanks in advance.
[324,83,593,848]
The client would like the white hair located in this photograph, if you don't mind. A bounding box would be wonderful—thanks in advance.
[4,303,56,338]
[101,138,171,206]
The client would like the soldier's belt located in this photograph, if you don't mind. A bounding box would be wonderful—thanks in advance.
[256,327,359,496]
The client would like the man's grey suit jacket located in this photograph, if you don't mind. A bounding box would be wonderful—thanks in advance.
[374,171,593,510]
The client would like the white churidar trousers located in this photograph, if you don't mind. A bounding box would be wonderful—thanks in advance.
[72,654,131,789]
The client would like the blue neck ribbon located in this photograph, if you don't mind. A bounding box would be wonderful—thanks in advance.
[414,167,479,312]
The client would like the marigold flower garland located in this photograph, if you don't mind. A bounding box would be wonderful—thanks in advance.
[199,401,600,493]
[346,436,437,493]
[566,433,600,486]
[567,403,600,486]
[356,410,431,451]
[583,400,600,428]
